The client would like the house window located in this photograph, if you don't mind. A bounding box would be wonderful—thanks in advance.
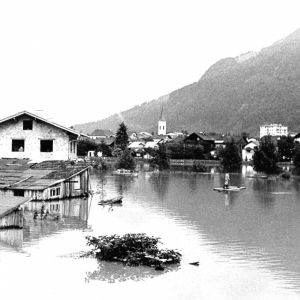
[74,179,80,190]
[50,187,60,198]
[12,139,25,152]
[13,190,24,197]
[70,141,76,153]
[23,120,33,130]
[40,140,53,152]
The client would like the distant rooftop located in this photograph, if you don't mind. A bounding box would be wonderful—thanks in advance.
[90,129,114,136]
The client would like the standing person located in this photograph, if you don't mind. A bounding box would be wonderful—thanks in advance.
[224,172,230,189]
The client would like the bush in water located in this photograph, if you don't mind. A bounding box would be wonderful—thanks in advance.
[86,233,181,270]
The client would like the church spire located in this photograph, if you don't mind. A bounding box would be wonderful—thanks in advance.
[159,107,166,121]
[158,107,166,135]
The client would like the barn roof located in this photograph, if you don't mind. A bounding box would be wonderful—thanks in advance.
[0,196,31,218]
[0,159,91,191]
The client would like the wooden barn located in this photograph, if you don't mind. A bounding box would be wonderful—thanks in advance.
[0,196,31,228]
[0,159,91,200]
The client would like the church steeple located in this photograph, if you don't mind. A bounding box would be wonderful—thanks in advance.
[158,108,166,135]
[159,107,166,122]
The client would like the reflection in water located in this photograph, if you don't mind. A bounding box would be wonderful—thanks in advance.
[85,260,179,283]
[222,190,239,207]
[0,229,24,251]
[148,173,170,201]
[0,197,90,252]
[2,167,300,299]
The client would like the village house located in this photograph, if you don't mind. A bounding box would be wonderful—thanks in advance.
[184,132,215,153]
[260,124,288,138]
[0,159,90,200]
[89,129,115,140]
[0,111,88,161]
[0,158,91,228]
[242,140,259,161]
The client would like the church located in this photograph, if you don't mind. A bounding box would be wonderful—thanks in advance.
[157,108,167,135]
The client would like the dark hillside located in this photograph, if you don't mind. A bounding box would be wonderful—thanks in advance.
[74,28,300,136]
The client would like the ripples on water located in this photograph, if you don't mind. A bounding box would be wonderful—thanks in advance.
[1,166,300,299]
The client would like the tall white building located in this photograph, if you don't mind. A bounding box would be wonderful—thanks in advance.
[260,124,288,138]
[158,108,166,135]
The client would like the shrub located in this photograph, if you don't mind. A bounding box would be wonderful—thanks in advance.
[115,149,136,170]
[217,138,242,172]
[86,233,181,270]
[252,135,279,174]
[192,162,207,172]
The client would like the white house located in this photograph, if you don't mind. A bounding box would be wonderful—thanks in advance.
[242,141,259,161]
[260,124,288,138]
[89,129,114,140]
[0,111,88,161]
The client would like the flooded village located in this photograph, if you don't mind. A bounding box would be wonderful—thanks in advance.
[3,8,300,298]
[1,109,300,300]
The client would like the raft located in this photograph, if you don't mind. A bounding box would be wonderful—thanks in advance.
[213,186,246,192]
[98,196,123,205]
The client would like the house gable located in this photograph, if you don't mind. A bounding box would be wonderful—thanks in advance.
[0,111,86,161]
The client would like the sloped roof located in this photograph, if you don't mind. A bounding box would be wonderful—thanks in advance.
[144,141,160,148]
[152,134,170,140]
[128,141,145,149]
[0,196,31,218]
[185,133,215,142]
[90,129,114,136]
[159,108,166,121]
[170,135,185,143]
[0,111,88,137]
[0,159,90,191]
[94,137,115,145]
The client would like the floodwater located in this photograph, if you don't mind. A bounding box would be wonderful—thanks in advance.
[1,165,300,299]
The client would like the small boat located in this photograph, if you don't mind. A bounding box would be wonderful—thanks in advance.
[213,186,246,192]
[113,169,138,176]
[247,175,268,179]
[98,196,123,205]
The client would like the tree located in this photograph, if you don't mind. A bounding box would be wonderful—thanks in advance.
[277,135,294,162]
[115,122,129,150]
[148,144,170,171]
[217,138,242,172]
[77,138,96,156]
[115,149,136,170]
[292,143,300,171]
[95,140,112,157]
[167,143,205,159]
[252,135,279,174]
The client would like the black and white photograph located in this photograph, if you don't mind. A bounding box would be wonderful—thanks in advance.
[0,1,300,299]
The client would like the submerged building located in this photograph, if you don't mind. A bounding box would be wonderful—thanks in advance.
[0,159,90,200]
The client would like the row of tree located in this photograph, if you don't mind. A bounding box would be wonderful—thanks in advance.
[79,121,300,175]
[219,135,300,174]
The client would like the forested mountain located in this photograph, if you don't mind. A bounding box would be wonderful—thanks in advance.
[74,28,300,136]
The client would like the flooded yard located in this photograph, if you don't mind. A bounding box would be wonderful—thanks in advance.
[1,166,300,299]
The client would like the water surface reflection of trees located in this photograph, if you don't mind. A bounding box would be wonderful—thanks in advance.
[148,173,170,201]
[85,260,179,283]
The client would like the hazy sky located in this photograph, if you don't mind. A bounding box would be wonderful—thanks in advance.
[0,1,299,127]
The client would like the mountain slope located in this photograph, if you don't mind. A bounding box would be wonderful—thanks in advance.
[74,27,300,136]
